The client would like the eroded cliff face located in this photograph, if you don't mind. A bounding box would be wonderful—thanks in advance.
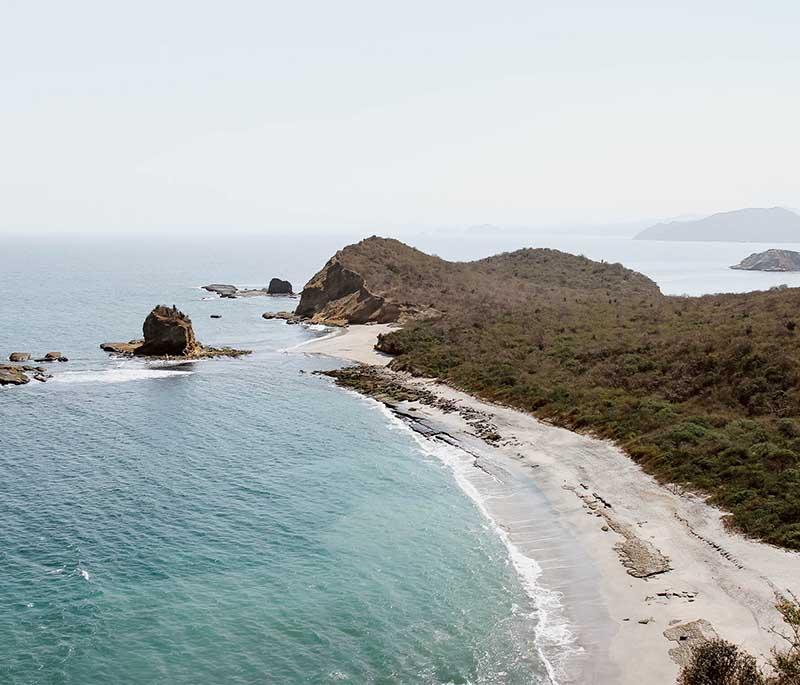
[294,259,401,325]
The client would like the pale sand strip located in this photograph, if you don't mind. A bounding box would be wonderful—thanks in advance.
[300,324,800,684]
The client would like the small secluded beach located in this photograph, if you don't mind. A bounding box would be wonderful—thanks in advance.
[301,324,800,684]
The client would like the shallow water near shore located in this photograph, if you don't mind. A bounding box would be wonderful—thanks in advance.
[2,232,788,684]
[0,241,557,684]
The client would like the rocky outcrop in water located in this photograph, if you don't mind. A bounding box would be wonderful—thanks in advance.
[8,352,30,362]
[137,305,200,356]
[0,364,52,385]
[262,311,300,323]
[101,305,250,359]
[730,249,800,272]
[35,352,68,362]
[267,278,293,294]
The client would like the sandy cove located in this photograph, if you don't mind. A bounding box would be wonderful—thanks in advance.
[299,324,800,685]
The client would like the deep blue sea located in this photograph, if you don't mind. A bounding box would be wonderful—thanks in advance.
[0,237,550,684]
[3,231,795,684]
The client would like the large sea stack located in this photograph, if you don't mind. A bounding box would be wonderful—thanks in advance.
[267,278,293,295]
[136,305,200,356]
[101,305,250,359]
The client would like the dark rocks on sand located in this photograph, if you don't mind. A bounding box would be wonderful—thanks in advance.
[267,278,293,295]
[9,352,31,362]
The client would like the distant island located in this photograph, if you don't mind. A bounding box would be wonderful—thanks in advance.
[634,207,800,242]
[731,248,800,272]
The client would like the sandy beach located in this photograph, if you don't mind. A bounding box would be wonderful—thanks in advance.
[301,324,800,684]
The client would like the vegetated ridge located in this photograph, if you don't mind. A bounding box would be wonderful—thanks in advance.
[297,236,800,550]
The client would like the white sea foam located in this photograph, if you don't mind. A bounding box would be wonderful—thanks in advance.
[371,400,578,685]
[284,326,340,352]
[76,567,91,581]
[52,368,193,384]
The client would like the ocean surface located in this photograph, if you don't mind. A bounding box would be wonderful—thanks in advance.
[2,231,796,684]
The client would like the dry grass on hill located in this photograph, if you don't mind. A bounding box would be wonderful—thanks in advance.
[329,237,800,550]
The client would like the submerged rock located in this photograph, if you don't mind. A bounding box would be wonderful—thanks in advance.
[210,314,222,319]
[102,305,250,359]
[267,278,293,295]
[731,249,800,272]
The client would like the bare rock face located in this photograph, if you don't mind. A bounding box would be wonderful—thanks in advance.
[730,248,800,272]
[294,260,400,325]
[267,278,293,295]
[136,305,200,356]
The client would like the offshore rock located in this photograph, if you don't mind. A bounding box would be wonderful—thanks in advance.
[730,248,800,272]
[102,306,250,359]
[9,352,31,362]
[267,278,293,295]
[0,365,30,385]
[35,352,68,362]
[137,305,200,356]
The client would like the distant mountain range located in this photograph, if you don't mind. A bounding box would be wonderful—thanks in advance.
[634,207,800,242]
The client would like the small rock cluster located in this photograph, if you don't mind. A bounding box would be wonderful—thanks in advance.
[1,351,67,386]
[202,278,294,299]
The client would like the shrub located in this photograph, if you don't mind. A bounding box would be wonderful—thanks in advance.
[678,639,764,685]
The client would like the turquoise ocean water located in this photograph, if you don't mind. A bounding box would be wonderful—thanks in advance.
[0,238,552,684]
[3,231,787,684]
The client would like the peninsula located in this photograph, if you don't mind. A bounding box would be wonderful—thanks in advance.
[294,236,800,682]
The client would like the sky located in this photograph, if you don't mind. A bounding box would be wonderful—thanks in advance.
[2,0,799,236]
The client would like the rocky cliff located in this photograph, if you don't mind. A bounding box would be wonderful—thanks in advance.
[731,249,800,272]
[294,259,402,325]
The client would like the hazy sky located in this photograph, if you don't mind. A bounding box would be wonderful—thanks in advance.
[3,1,799,235]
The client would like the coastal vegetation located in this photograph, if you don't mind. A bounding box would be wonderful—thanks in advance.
[299,237,800,550]
[679,594,800,683]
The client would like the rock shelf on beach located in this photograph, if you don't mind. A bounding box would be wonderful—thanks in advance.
[101,305,250,359]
